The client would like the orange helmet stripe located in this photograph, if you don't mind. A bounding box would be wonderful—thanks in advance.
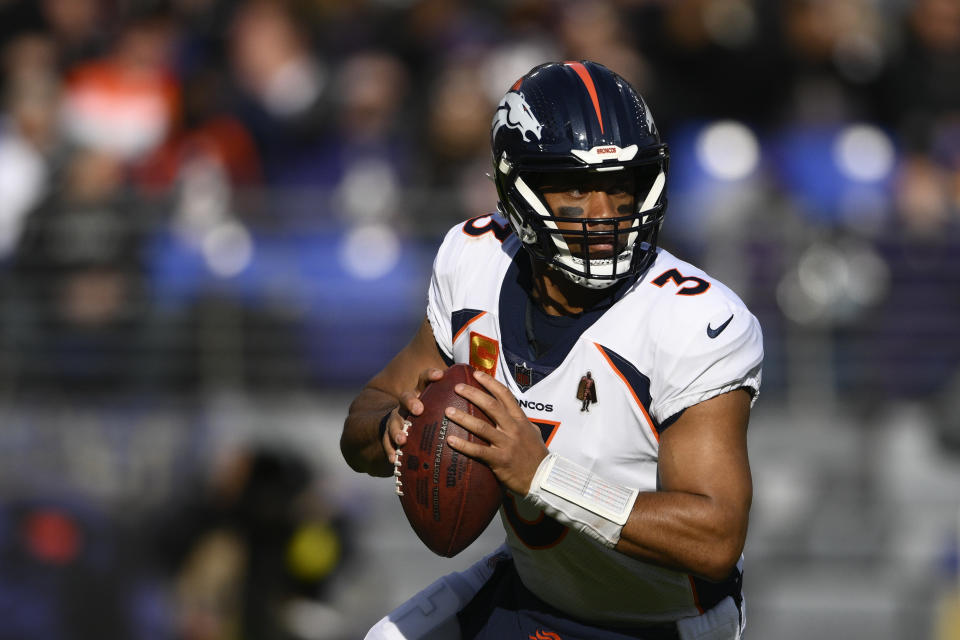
[565,61,604,134]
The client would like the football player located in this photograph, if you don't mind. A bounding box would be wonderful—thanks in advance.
[341,61,763,640]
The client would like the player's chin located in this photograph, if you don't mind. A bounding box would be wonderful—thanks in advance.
[581,241,626,260]
[587,245,617,259]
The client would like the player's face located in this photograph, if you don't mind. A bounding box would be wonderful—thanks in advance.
[533,171,636,259]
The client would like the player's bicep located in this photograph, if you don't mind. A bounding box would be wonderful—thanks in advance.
[365,316,449,399]
[657,389,753,517]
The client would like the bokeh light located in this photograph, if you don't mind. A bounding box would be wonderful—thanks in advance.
[695,121,760,182]
[339,224,401,281]
[834,124,895,183]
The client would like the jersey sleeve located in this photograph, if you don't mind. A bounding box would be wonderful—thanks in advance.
[425,224,462,360]
[649,299,764,425]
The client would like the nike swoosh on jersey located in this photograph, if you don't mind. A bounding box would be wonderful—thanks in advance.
[707,314,734,338]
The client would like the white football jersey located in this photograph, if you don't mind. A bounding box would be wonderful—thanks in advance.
[425,213,763,626]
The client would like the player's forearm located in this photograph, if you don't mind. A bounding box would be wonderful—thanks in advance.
[616,490,748,582]
[340,387,399,477]
[525,453,747,582]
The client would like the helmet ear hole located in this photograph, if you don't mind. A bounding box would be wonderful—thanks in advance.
[491,61,668,288]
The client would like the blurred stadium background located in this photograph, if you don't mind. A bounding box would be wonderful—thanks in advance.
[1,0,959,638]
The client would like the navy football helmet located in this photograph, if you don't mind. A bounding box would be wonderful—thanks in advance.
[491,61,668,289]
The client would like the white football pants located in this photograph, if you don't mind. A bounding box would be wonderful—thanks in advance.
[364,544,745,640]
[364,546,506,640]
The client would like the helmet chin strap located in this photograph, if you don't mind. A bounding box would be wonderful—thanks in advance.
[538,261,616,310]
[527,257,629,320]
[563,271,620,290]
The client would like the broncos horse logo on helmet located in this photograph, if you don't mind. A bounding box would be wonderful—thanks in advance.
[491,61,669,290]
[492,91,543,143]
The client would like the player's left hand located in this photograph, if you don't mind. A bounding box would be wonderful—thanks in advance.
[445,369,548,496]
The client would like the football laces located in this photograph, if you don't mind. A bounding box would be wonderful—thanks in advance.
[394,419,412,496]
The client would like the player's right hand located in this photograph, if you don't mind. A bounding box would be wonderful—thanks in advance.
[383,367,445,463]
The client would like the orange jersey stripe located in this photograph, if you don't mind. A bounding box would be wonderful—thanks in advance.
[453,311,486,344]
[565,61,604,134]
[593,342,658,443]
[531,418,561,447]
[687,574,706,614]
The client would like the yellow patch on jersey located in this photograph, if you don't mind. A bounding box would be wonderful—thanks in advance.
[469,331,499,377]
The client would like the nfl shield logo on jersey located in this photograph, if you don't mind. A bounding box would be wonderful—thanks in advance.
[514,362,533,391]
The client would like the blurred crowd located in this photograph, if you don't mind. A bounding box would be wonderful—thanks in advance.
[0,0,959,398]
[1,0,960,638]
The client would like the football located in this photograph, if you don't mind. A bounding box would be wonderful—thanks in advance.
[396,363,502,557]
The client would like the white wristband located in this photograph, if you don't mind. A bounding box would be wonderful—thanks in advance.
[525,453,639,548]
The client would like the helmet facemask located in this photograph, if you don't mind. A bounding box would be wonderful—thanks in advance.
[496,154,668,289]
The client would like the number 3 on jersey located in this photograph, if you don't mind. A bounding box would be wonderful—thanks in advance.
[462,215,511,243]
[503,418,568,549]
[651,268,710,296]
